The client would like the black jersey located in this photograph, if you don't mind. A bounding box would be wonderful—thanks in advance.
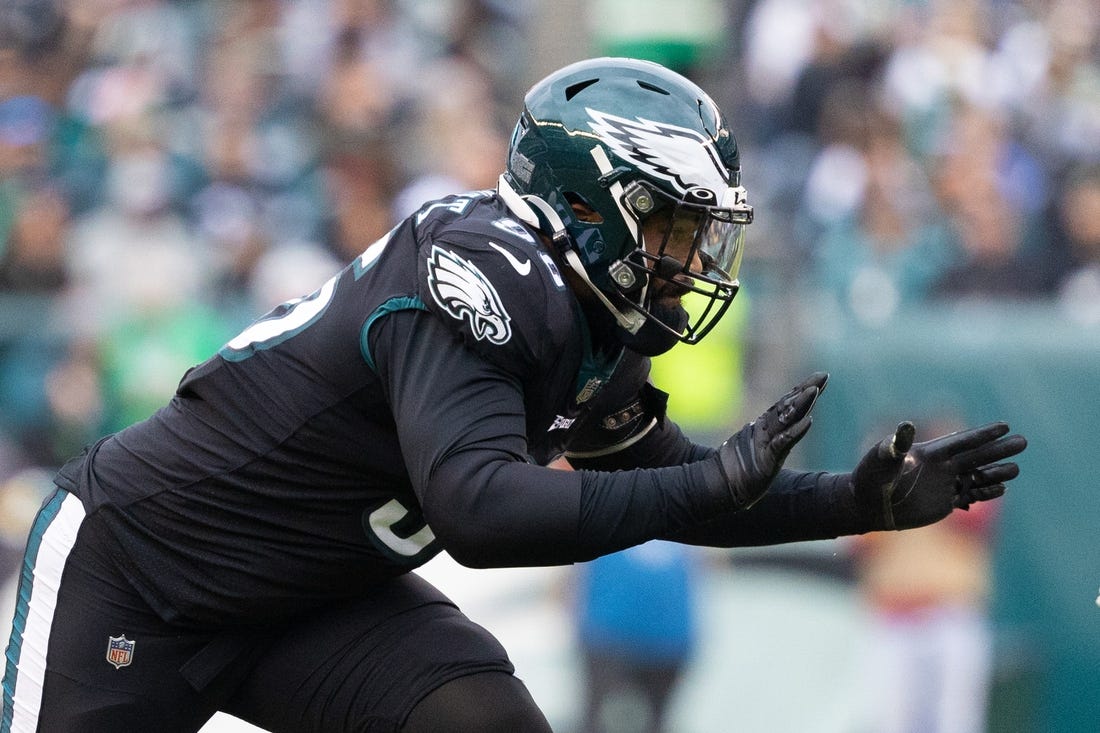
[54,190,846,627]
[53,192,647,624]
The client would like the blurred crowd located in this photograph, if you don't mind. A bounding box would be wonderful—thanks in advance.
[0,0,531,478]
[723,0,1100,330]
[0,0,1096,488]
[0,1,1096,731]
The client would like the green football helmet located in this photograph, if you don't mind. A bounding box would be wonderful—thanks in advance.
[499,57,752,348]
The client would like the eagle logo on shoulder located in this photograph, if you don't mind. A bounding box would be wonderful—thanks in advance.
[586,108,730,195]
[427,246,513,345]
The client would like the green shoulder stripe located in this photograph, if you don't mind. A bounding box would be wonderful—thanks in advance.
[360,296,428,372]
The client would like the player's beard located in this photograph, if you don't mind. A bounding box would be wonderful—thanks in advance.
[615,297,688,356]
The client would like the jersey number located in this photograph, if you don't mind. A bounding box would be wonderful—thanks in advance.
[363,499,439,563]
[221,230,396,360]
[220,275,339,359]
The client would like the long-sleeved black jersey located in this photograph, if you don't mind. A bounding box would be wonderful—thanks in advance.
[55,190,855,626]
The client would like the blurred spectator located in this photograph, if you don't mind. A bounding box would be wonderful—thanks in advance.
[0,181,68,293]
[785,16,887,141]
[38,338,105,463]
[0,0,106,214]
[0,332,77,466]
[442,0,535,102]
[1051,163,1100,325]
[803,89,958,326]
[316,3,409,137]
[1009,0,1100,178]
[739,0,822,140]
[0,94,53,178]
[878,0,1002,157]
[573,284,746,733]
[390,57,508,221]
[93,269,232,433]
[574,541,699,733]
[65,138,209,327]
[930,104,1053,300]
[852,419,1000,733]
[320,127,400,261]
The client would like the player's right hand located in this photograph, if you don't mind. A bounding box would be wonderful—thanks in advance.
[849,420,1026,530]
[713,372,828,510]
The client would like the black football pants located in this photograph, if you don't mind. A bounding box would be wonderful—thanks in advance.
[2,490,551,732]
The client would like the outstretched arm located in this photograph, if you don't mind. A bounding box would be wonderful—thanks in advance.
[662,420,1027,547]
[372,308,729,567]
[372,309,825,567]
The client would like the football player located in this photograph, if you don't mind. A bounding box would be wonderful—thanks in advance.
[2,58,1026,732]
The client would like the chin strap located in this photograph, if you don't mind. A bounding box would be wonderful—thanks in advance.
[495,174,540,227]
[589,146,640,245]
[560,248,645,334]
[497,175,646,334]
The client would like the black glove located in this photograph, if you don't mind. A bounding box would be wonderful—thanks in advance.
[850,420,1027,530]
[713,372,828,510]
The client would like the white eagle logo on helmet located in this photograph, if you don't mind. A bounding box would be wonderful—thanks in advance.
[426,246,513,345]
[586,108,730,196]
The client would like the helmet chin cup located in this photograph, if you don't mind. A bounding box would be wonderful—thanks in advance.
[654,255,683,281]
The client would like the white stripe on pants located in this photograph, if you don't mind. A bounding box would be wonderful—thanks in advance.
[4,492,85,733]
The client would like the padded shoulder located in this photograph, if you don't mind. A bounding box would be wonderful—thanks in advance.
[413,193,577,376]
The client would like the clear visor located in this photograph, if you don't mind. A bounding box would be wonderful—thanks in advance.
[615,180,753,344]
[692,211,747,284]
[623,180,752,286]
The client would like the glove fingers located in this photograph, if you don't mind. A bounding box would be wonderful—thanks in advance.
[763,373,827,433]
[772,414,813,462]
[779,371,829,396]
[716,378,824,512]
[770,387,818,445]
[969,461,1020,488]
[784,385,821,424]
[772,372,826,408]
[951,434,1028,472]
[774,373,820,403]
[954,461,1018,509]
[785,413,814,445]
[955,483,1006,509]
[765,384,821,436]
[922,422,1011,460]
[796,371,829,394]
[765,372,827,411]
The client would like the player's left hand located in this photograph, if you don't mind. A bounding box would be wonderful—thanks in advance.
[849,421,1027,530]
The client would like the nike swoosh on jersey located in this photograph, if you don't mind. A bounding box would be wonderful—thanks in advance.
[489,241,532,276]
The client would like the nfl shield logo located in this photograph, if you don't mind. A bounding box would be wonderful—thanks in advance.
[106,635,135,669]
